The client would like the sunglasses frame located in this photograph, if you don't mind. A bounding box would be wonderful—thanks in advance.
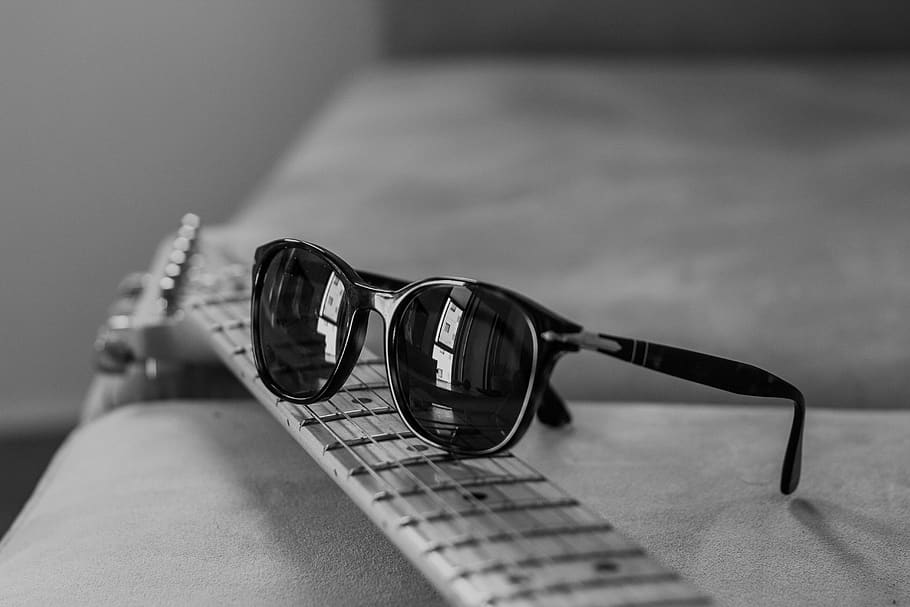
[251,238,583,456]
[251,238,806,494]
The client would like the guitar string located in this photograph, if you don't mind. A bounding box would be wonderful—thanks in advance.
[191,252,698,606]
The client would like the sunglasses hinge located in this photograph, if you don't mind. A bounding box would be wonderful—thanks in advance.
[540,330,622,354]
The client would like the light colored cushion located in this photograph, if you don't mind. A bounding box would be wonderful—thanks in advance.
[2,399,907,605]
[0,400,443,606]
[519,403,910,606]
[225,60,910,410]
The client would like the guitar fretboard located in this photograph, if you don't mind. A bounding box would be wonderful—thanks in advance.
[181,236,712,607]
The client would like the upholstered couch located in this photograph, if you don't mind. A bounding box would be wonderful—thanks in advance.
[3,9,910,606]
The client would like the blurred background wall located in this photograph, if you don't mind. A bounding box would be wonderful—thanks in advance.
[0,1,379,430]
[2,0,909,431]
[383,0,910,55]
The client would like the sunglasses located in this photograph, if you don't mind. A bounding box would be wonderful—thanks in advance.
[251,239,805,494]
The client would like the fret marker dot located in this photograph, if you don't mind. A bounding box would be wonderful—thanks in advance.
[406,444,429,452]
[595,560,619,573]
[463,491,487,501]
[351,397,372,404]
[506,573,528,585]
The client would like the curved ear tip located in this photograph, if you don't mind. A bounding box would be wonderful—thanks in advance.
[536,403,572,428]
[781,471,800,495]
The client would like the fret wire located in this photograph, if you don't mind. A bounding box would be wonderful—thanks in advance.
[335,380,590,606]
[375,474,548,501]
[426,522,616,553]
[324,430,415,452]
[349,452,472,475]
[488,572,683,606]
[403,496,581,526]
[438,519,645,574]
[452,547,646,580]
[299,407,397,428]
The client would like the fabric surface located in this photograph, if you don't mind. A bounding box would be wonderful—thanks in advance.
[1,399,906,605]
[225,60,910,410]
[515,403,910,606]
[0,401,443,607]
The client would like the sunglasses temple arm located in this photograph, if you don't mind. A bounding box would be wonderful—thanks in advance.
[543,330,805,495]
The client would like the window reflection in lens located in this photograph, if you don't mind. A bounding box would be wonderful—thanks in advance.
[393,285,535,452]
[257,248,351,398]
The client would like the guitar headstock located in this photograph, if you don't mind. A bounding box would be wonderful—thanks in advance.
[94,214,207,369]
[87,214,246,416]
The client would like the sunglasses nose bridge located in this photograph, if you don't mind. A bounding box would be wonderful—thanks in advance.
[365,288,397,321]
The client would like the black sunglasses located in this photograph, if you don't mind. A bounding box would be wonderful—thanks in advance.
[251,239,805,494]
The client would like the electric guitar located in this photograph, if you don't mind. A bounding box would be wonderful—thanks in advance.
[89,215,712,607]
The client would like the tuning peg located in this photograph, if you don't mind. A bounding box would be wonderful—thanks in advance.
[181,213,201,230]
[116,272,148,298]
[94,328,136,373]
[160,213,202,315]
[168,249,187,265]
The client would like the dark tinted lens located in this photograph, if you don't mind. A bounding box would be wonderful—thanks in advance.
[392,285,535,452]
[256,247,351,399]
